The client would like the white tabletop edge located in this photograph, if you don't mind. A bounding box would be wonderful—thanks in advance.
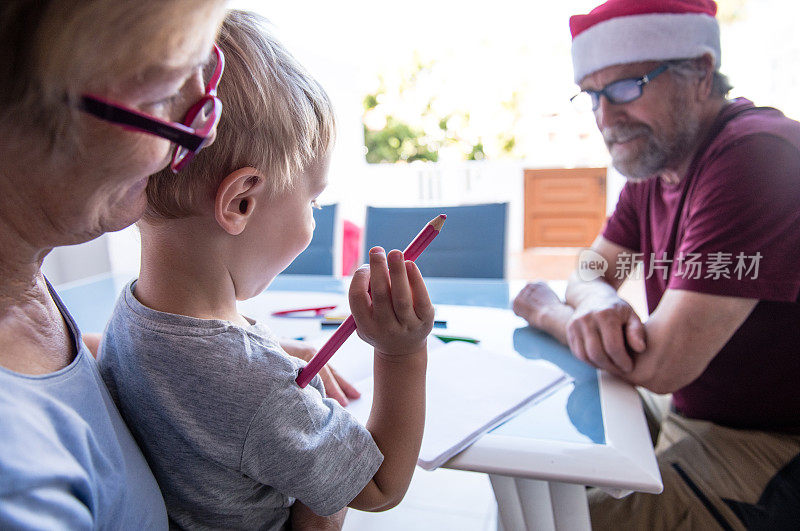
[599,371,663,493]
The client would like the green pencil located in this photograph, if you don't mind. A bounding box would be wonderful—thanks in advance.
[433,334,480,344]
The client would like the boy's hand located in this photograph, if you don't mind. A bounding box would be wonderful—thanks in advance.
[280,338,360,406]
[349,247,434,358]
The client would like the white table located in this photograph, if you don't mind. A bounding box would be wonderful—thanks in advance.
[57,274,663,530]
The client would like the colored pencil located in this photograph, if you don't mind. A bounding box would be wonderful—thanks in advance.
[271,305,337,317]
[433,334,480,344]
[296,214,446,388]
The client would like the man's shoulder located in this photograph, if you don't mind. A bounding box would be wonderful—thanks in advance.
[691,99,800,195]
[712,98,800,154]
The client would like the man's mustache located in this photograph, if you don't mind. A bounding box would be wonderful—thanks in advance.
[602,124,651,145]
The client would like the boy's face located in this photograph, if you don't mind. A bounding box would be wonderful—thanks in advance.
[236,154,330,299]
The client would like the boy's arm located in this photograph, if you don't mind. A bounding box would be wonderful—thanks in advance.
[280,339,361,406]
[289,502,346,530]
[347,248,432,512]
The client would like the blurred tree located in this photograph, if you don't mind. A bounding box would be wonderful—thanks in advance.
[361,0,749,165]
[363,116,438,163]
[362,55,516,164]
[716,0,748,24]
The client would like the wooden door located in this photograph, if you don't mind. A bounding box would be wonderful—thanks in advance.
[524,168,606,248]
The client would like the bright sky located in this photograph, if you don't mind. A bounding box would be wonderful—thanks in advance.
[233,0,608,166]
[97,0,800,277]
[232,0,800,167]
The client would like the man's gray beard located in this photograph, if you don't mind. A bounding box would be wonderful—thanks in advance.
[604,102,701,182]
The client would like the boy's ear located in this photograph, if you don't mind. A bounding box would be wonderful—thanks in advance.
[214,167,267,235]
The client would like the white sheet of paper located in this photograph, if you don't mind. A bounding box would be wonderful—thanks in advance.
[345,341,569,470]
[311,332,446,383]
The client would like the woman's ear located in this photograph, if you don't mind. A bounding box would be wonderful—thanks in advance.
[214,167,266,235]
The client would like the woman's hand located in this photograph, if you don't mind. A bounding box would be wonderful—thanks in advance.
[280,338,360,406]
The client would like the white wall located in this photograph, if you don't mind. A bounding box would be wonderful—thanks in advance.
[606,167,627,216]
[330,161,525,253]
[41,234,113,285]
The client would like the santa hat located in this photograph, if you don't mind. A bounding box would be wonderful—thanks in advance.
[570,0,721,83]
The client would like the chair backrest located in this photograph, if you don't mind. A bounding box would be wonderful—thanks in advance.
[364,203,508,278]
[282,203,338,275]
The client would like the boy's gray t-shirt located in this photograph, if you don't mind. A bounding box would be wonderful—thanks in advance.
[99,281,383,530]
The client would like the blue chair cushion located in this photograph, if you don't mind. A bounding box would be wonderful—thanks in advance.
[283,204,337,275]
[364,203,507,278]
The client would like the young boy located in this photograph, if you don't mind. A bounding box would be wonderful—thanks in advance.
[98,10,433,530]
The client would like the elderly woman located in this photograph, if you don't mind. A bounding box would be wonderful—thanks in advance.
[0,3,349,528]
[0,1,227,527]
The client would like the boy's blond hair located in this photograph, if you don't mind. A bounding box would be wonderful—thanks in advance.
[145,9,335,220]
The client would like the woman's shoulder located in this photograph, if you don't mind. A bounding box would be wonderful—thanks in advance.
[0,352,167,527]
[0,350,122,451]
[0,383,97,528]
[0,356,110,503]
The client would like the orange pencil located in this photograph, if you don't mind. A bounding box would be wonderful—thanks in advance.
[296,214,446,388]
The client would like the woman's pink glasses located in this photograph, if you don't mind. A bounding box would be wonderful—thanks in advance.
[78,43,225,173]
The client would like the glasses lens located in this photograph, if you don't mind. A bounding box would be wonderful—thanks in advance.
[605,79,642,105]
[171,114,207,169]
[570,92,595,112]
[172,99,217,171]
[189,99,216,130]
[174,145,189,163]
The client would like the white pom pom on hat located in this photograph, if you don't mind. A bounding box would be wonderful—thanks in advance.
[570,0,721,83]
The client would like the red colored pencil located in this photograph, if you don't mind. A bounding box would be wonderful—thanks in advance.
[271,305,337,317]
[296,214,446,388]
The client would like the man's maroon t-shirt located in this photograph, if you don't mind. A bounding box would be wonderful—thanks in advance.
[603,98,800,433]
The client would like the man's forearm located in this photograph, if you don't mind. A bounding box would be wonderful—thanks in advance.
[565,273,620,309]
[537,304,574,345]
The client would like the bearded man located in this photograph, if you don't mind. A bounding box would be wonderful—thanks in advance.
[512,0,800,527]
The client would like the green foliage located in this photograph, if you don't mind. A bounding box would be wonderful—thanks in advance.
[500,135,516,154]
[362,56,516,164]
[363,117,438,163]
[716,0,748,24]
[467,142,486,161]
[363,93,379,111]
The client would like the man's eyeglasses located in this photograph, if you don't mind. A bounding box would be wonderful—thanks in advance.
[78,43,225,173]
[570,63,669,112]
